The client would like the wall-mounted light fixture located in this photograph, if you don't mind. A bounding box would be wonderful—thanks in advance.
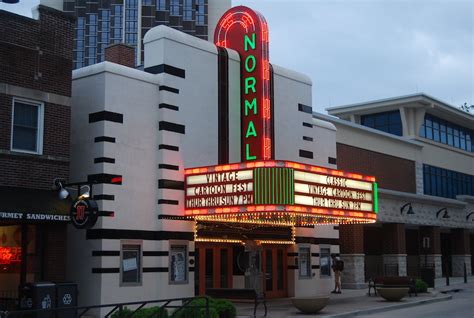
[466,212,474,221]
[53,178,90,200]
[436,208,450,219]
[400,202,415,215]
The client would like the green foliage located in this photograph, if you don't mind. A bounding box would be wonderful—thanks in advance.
[415,279,428,293]
[110,306,168,318]
[213,299,236,318]
[173,297,236,318]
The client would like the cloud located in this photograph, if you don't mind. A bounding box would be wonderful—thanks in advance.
[233,0,474,113]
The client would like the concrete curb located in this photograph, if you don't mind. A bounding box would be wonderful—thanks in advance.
[320,294,453,318]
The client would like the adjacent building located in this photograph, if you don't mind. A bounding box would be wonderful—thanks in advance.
[63,0,231,68]
[314,94,474,288]
[0,5,74,309]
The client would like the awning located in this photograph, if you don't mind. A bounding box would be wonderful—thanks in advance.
[0,186,70,223]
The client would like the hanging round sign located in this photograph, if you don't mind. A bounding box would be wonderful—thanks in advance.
[70,198,99,229]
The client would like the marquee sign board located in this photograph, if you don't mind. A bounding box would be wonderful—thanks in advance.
[185,160,378,225]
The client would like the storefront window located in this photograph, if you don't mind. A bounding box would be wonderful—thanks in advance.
[298,247,311,278]
[170,245,187,284]
[121,243,141,285]
[320,248,331,277]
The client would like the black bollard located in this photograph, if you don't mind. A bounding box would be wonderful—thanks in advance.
[464,263,467,284]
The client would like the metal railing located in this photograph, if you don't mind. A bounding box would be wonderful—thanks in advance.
[0,296,210,318]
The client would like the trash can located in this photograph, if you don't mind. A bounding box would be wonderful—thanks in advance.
[19,282,56,318]
[55,283,77,318]
[420,267,435,288]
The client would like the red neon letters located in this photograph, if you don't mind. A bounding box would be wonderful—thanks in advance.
[215,6,272,161]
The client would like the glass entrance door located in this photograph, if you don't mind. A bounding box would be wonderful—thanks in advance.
[195,244,233,295]
[262,246,287,298]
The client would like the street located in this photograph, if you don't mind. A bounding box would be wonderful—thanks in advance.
[359,288,474,318]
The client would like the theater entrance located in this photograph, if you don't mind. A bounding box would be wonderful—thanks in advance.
[195,243,287,298]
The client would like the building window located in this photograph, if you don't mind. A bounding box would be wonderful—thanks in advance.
[142,0,152,5]
[361,110,402,136]
[423,164,473,199]
[419,113,473,153]
[156,0,166,10]
[11,99,44,154]
[320,247,331,277]
[298,247,311,279]
[121,243,142,285]
[170,0,180,16]
[170,245,188,284]
[196,0,205,25]
[183,0,193,20]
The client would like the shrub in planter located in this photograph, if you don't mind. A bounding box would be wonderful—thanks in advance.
[415,279,428,293]
[111,306,168,318]
[174,298,218,318]
[213,299,236,318]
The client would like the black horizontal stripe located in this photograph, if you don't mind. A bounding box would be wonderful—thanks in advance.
[86,229,194,241]
[302,122,313,128]
[158,199,179,205]
[144,64,185,78]
[288,265,298,270]
[189,251,196,257]
[93,194,115,201]
[298,103,312,114]
[158,179,184,190]
[299,150,314,159]
[89,111,123,123]
[159,103,179,111]
[94,157,115,164]
[143,267,168,272]
[311,265,320,269]
[92,268,119,274]
[189,267,195,272]
[311,253,320,257]
[303,136,313,142]
[159,144,179,151]
[159,121,185,134]
[92,250,120,257]
[158,214,190,221]
[158,164,179,171]
[328,157,337,165]
[287,252,298,257]
[143,251,168,256]
[295,237,339,245]
[333,226,339,230]
[159,85,179,94]
[94,136,116,143]
[88,173,122,185]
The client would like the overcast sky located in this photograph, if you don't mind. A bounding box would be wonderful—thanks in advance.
[1,0,472,114]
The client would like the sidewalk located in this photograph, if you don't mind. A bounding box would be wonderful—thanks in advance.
[235,280,474,318]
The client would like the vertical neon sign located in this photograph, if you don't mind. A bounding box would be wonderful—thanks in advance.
[214,6,272,161]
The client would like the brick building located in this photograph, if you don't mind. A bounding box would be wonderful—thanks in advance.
[315,93,474,288]
[0,5,74,308]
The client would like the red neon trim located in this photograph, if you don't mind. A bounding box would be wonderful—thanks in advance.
[111,177,122,184]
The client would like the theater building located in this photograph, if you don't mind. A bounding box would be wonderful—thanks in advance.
[314,93,474,288]
[68,6,377,308]
[0,5,74,309]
